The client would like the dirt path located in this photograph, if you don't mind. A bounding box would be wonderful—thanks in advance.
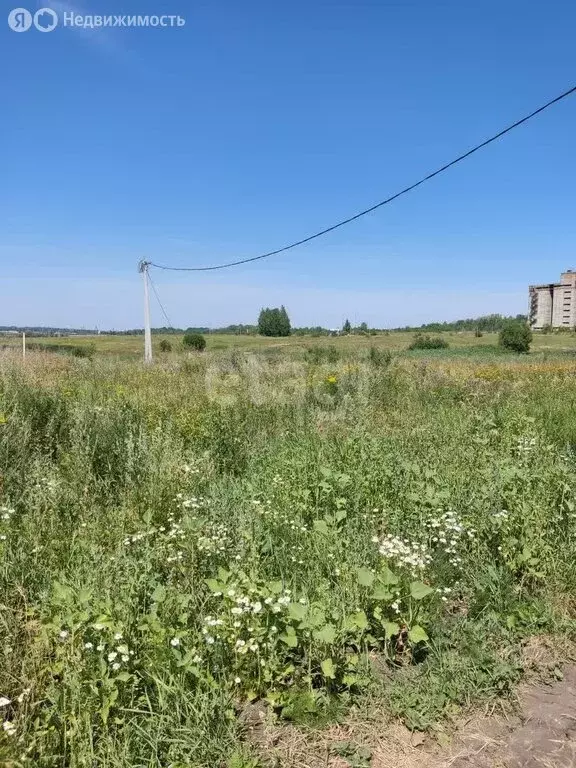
[249,664,576,767]
[431,664,576,768]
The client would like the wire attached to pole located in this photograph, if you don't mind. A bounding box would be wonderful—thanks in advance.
[148,272,173,328]
[150,84,576,273]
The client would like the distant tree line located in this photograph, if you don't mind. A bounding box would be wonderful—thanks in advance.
[0,326,101,337]
[1,313,530,338]
[390,314,528,333]
[291,326,333,337]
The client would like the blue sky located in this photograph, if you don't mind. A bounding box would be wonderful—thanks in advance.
[1,0,575,329]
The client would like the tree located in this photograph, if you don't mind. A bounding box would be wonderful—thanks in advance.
[159,339,172,352]
[183,332,206,351]
[342,318,351,334]
[359,322,368,334]
[257,307,291,337]
[498,322,532,354]
[279,306,291,336]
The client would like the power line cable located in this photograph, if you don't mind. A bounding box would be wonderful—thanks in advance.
[150,84,576,273]
[148,271,173,327]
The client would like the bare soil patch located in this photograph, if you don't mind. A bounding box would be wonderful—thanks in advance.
[250,663,576,767]
[438,664,576,768]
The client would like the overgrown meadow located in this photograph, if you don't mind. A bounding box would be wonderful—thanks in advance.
[1,344,576,767]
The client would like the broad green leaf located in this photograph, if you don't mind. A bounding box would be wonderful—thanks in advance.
[313,623,336,644]
[306,606,326,629]
[408,624,429,644]
[53,582,72,602]
[355,611,369,630]
[78,588,92,605]
[321,658,336,679]
[280,626,298,648]
[288,602,307,621]
[100,687,118,725]
[380,567,399,586]
[410,581,434,600]
[382,620,400,638]
[205,579,225,593]
[116,672,131,683]
[268,580,283,594]
[345,611,369,631]
[372,583,392,601]
[92,614,112,628]
[217,567,230,583]
[265,692,281,707]
[313,519,329,536]
[152,584,167,603]
[357,567,375,587]
[344,613,357,631]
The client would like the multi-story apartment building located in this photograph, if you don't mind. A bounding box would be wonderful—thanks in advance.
[529,271,576,330]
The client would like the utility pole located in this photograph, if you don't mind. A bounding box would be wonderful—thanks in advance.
[139,260,153,364]
[22,332,26,360]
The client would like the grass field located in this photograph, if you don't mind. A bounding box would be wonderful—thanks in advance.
[2,338,576,766]
[3,328,576,358]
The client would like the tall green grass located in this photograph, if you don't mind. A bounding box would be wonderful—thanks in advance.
[1,351,576,765]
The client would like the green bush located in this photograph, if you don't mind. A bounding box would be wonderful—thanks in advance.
[183,332,207,351]
[70,344,95,358]
[498,323,532,354]
[407,334,449,350]
[304,346,340,364]
[368,346,392,367]
[20,342,95,359]
[159,339,172,353]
